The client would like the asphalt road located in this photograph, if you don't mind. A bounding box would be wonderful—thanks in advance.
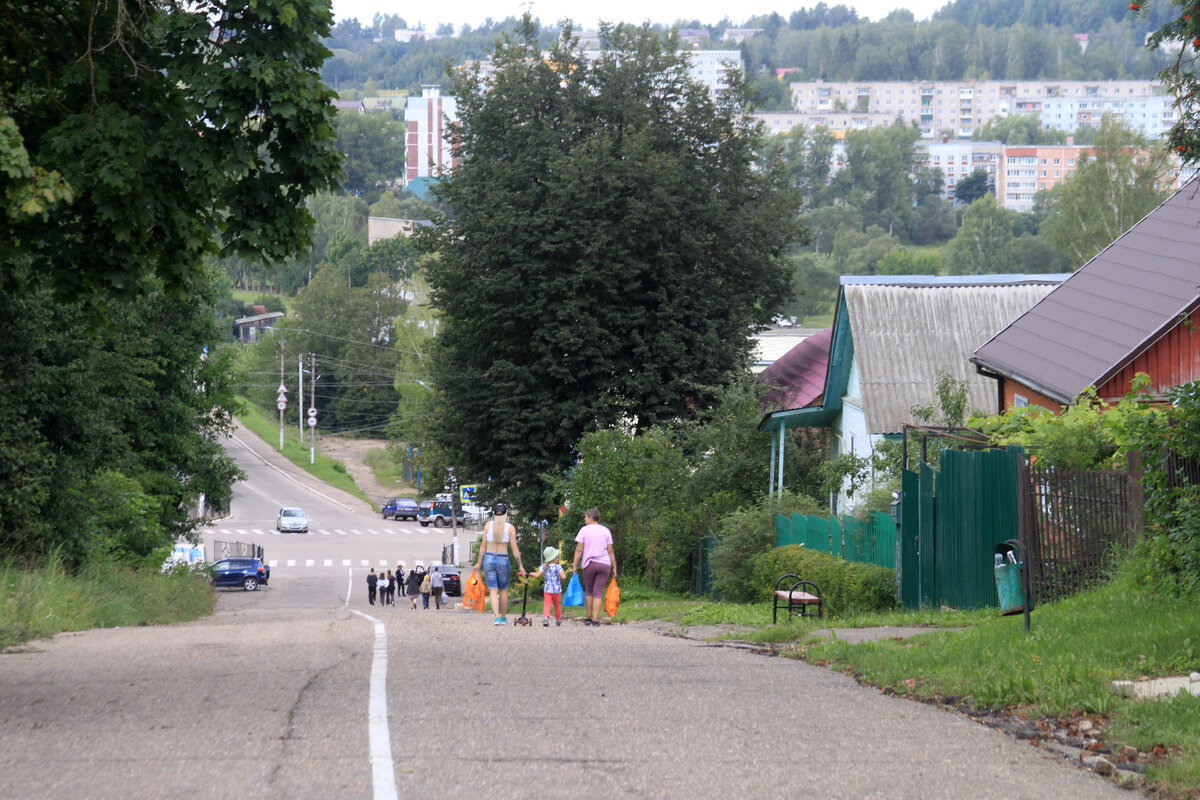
[0,430,1134,800]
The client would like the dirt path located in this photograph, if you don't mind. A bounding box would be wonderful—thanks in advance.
[315,434,415,508]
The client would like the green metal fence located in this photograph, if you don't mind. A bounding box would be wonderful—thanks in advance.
[899,446,1023,610]
[774,510,896,569]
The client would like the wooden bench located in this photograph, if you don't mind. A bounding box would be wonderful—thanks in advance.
[773,574,822,623]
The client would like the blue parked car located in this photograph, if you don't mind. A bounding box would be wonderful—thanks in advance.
[210,558,270,591]
[382,498,420,521]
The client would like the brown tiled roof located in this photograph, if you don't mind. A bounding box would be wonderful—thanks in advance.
[972,178,1200,404]
[757,326,832,410]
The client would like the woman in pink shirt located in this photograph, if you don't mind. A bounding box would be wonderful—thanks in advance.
[572,508,617,626]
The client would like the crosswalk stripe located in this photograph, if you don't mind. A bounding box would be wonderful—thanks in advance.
[336,529,347,536]
[305,559,314,567]
[268,560,278,567]
[324,559,332,566]
[352,529,365,535]
[342,559,351,566]
[286,559,296,567]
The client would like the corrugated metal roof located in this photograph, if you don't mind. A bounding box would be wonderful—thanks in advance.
[847,281,1062,435]
[757,327,833,409]
[974,178,1200,403]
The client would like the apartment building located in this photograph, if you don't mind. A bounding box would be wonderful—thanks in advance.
[404,86,458,183]
[922,141,1003,202]
[789,79,1164,139]
[997,145,1086,212]
[1039,94,1176,139]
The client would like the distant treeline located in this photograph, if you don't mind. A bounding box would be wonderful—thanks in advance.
[323,1,1174,103]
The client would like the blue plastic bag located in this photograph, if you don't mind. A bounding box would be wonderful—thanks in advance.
[563,572,584,606]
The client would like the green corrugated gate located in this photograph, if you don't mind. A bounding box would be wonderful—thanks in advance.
[900,446,1022,610]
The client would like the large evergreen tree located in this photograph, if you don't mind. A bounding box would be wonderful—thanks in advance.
[420,18,802,515]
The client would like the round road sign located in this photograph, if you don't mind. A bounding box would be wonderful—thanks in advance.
[276,400,287,411]
[307,407,318,417]
[307,417,317,427]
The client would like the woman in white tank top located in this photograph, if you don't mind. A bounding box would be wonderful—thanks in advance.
[473,502,526,625]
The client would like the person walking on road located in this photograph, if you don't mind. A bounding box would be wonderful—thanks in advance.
[377,571,391,606]
[366,568,378,606]
[406,568,422,608]
[572,508,616,627]
[396,564,406,596]
[529,546,566,626]
[430,567,444,609]
[473,502,527,625]
[419,571,431,609]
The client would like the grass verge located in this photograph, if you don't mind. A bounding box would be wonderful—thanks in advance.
[236,397,372,507]
[1,561,215,649]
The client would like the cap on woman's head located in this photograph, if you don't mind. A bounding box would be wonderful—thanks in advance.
[493,502,507,516]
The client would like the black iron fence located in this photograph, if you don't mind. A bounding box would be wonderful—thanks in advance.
[1018,461,1141,605]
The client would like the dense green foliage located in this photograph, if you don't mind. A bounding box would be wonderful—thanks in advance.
[1040,113,1167,268]
[1126,380,1200,597]
[0,271,243,567]
[709,492,824,602]
[0,0,342,567]
[421,18,803,515]
[750,545,899,615]
[334,111,407,202]
[1,0,343,303]
[553,380,826,593]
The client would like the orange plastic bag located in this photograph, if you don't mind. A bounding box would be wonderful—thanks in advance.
[464,569,487,612]
[604,576,620,618]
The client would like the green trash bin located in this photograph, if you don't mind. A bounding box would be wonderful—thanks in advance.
[993,542,1026,615]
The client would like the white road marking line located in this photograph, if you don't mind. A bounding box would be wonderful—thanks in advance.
[236,529,249,535]
[336,529,348,536]
[321,529,331,535]
[342,559,351,566]
[228,432,356,511]
[379,560,388,567]
[254,529,266,535]
[324,559,332,566]
[348,606,398,800]
[305,559,314,567]
[268,560,278,567]
[352,529,365,535]
[360,559,369,566]
[287,559,296,567]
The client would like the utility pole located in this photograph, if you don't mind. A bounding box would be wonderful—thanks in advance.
[309,353,317,465]
[298,352,305,443]
[277,335,286,451]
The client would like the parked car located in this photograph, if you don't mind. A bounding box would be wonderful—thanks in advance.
[432,564,461,596]
[210,558,270,591]
[382,498,420,521]
[276,506,309,533]
[460,503,489,525]
[417,501,465,528]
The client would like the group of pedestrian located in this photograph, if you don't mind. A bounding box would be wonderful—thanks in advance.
[367,563,448,609]
[471,503,616,628]
[367,563,412,607]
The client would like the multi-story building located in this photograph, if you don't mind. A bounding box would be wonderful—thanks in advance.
[921,140,1003,202]
[404,86,458,183]
[997,145,1086,212]
[1039,94,1176,139]
[788,79,1165,139]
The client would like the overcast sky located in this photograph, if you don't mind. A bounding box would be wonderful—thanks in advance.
[330,0,948,32]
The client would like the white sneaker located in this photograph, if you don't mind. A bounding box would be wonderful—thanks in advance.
[543,617,549,626]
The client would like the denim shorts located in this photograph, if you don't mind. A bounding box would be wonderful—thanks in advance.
[482,552,509,591]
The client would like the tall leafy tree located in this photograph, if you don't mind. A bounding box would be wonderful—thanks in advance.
[334,111,407,202]
[420,17,803,515]
[944,194,1015,274]
[0,0,343,303]
[1040,113,1166,268]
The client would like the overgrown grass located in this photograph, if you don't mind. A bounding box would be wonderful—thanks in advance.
[363,446,408,492]
[236,398,371,506]
[0,561,215,648]
[231,289,289,313]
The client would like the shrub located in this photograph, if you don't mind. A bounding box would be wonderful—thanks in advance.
[751,545,898,617]
[710,491,821,602]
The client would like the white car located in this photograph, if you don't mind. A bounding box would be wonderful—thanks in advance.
[276,506,309,533]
